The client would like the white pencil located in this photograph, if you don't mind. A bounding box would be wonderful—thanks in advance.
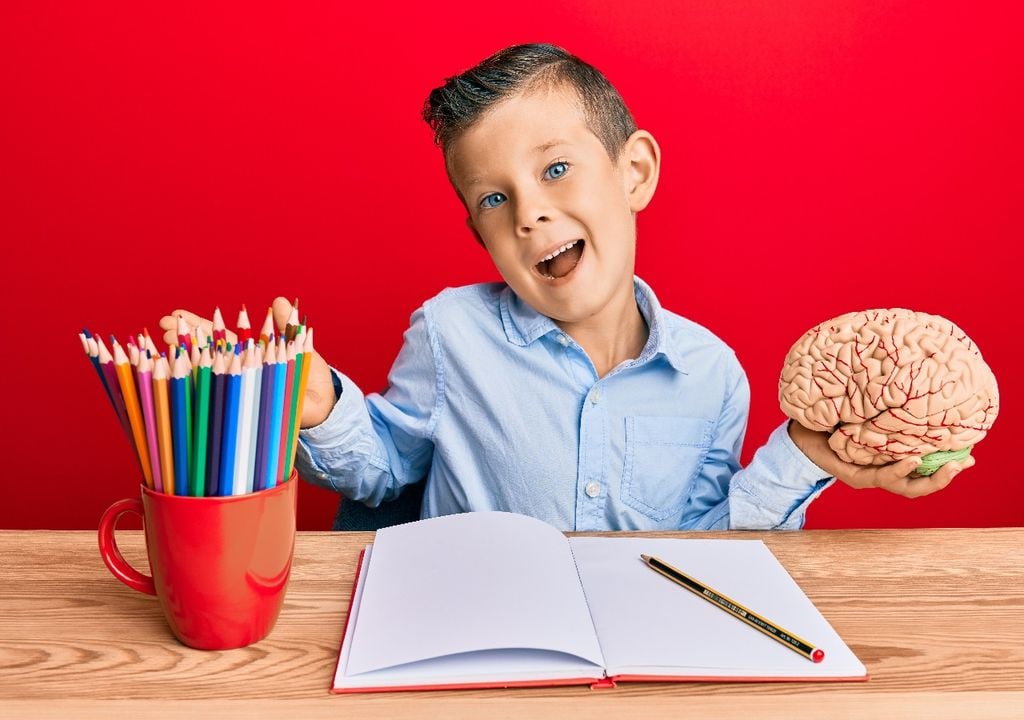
[245,344,263,493]
[233,345,260,496]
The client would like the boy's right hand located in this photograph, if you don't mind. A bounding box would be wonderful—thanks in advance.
[157,297,337,428]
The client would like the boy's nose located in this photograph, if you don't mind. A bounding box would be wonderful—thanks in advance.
[518,214,550,235]
[514,199,552,234]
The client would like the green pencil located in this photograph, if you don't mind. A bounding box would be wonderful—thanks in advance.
[192,349,212,496]
[284,333,304,480]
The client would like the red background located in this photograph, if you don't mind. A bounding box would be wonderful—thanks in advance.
[2,1,1020,530]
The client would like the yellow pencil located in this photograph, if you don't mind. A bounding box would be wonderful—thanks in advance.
[112,339,154,489]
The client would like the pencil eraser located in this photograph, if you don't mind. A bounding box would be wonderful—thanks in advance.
[812,648,825,663]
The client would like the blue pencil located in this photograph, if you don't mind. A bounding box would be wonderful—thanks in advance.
[263,339,288,490]
[80,328,115,408]
[218,348,243,496]
[170,352,190,496]
[252,338,277,491]
[207,350,227,496]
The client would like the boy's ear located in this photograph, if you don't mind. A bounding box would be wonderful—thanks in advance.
[466,216,485,247]
[620,130,661,213]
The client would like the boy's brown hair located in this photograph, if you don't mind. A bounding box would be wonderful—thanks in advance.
[422,43,638,177]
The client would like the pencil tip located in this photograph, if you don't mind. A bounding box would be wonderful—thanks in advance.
[640,554,651,562]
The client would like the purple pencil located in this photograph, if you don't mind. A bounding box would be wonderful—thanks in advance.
[252,337,277,492]
[207,349,228,496]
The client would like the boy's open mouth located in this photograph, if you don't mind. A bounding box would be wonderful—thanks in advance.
[535,239,585,280]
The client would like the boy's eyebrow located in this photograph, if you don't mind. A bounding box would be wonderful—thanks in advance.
[464,139,571,188]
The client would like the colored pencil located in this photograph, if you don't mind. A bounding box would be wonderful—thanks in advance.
[93,336,131,439]
[286,326,315,478]
[181,349,194,485]
[258,307,274,348]
[126,339,140,367]
[263,338,288,490]
[232,346,260,496]
[176,314,193,354]
[253,338,276,491]
[237,304,252,346]
[245,347,263,493]
[170,352,190,496]
[194,324,208,352]
[212,306,227,349]
[142,327,159,357]
[192,347,212,496]
[152,355,175,495]
[285,298,300,343]
[275,340,297,485]
[283,332,304,480]
[136,351,163,494]
[112,339,154,489]
[81,331,114,409]
[218,348,243,495]
[207,350,227,496]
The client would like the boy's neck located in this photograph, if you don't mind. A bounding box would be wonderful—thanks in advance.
[556,287,649,379]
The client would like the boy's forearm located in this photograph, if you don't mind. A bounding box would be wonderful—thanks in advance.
[786,420,841,477]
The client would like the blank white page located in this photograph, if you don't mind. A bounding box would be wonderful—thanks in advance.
[344,512,605,677]
[569,537,865,678]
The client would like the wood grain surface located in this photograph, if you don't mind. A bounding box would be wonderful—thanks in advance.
[1,528,1022,719]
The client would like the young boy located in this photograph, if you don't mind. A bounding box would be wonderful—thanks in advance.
[163,44,967,530]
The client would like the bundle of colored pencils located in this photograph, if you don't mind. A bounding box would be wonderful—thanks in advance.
[79,303,314,496]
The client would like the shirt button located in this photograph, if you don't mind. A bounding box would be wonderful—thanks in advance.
[558,334,569,346]
[317,472,328,481]
[585,482,601,498]
[591,389,602,404]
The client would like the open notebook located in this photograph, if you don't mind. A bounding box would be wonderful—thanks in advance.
[332,511,867,692]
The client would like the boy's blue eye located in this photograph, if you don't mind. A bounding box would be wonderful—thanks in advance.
[480,193,507,210]
[545,161,569,180]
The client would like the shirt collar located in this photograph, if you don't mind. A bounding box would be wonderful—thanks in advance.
[498,276,688,374]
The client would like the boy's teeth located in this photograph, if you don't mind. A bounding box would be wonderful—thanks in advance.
[542,240,577,262]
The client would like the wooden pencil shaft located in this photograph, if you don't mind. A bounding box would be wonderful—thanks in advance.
[645,555,817,658]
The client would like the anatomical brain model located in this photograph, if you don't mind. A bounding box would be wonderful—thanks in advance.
[779,309,999,474]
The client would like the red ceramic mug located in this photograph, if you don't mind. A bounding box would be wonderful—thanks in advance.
[98,473,298,650]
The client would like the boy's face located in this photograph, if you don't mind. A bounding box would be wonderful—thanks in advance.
[447,84,654,329]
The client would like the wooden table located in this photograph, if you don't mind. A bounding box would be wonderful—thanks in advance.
[1,528,1022,719]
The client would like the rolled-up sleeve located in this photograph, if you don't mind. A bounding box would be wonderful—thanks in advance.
[728,421,835,529]
[294,306,441,506]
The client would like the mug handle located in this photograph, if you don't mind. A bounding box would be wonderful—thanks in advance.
[98,498,157,596]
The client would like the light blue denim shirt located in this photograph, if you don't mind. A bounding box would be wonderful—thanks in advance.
[296,278,834,531]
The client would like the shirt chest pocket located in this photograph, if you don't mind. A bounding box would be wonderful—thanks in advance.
[621,416,714,522]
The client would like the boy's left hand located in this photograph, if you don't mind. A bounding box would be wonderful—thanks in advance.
[787,421,974,498]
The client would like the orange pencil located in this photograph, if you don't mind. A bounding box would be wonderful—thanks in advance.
[112,338,154,489]
[153,355,175,494]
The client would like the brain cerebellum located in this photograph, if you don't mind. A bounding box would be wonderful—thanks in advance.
[779,309,999,466]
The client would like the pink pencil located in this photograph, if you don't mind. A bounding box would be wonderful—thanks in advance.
[275,339,297,484]
[136,351,164,493]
